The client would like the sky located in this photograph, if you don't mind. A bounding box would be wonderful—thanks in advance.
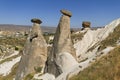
[0,0,120,27]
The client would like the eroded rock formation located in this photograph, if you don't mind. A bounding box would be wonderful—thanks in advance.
[44,9,77,77]
[15,18,47,80]
[82,21,91,29]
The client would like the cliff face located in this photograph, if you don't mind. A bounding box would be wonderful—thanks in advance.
[15,19,47,80]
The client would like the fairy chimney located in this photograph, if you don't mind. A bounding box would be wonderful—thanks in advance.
[82,21,91,29]
[15,18,47,80]
[44,9,77,77]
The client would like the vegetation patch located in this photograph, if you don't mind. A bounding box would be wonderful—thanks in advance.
[24,73,34,80]
[70,46,120,80]
[0,55,20,64]
[0,36,26,50]
[99,24,120,50]
[34,67,42,73]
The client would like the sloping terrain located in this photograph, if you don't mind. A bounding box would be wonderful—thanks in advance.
[70,20,120,80]
[0,18,119,80]
[74,18,120,61]
[54,18,120,80]
[70,46,120,80]
[32,18,120,80]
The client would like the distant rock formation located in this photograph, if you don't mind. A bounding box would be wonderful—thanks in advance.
[15,18,47,80]
[82,21,91,29]
[44,9,76,77]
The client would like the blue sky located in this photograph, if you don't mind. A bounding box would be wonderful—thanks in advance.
[0,0,120,27]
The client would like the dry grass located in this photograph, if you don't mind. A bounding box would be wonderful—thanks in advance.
[0,55,20,64]
[70,46,120,80]
[0,37,26,47]
[99,24,120,50]
[23,73,34,80]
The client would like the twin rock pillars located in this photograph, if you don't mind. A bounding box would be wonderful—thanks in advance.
[15,9,76,80]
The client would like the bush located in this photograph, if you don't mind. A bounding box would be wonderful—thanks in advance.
[34,67,42,73]
[15,46,19,51]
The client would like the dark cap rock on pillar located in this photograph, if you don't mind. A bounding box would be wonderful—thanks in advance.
[31,18,42,24]
[82,21,91,28]
[60,9,72,17]
[30,18,43,42]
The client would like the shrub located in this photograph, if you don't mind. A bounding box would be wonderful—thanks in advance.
[34,67,42,73]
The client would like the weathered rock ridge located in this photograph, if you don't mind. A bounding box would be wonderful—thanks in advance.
[15,18,47,80]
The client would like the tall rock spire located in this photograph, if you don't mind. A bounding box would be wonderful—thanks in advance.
[15,18,47,80]
[44,9,77,77]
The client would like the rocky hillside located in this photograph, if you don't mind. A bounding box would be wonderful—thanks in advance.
[34,18,120,80]
[70,19,120,80]
[0,9,120,80]
[70,46,120,80]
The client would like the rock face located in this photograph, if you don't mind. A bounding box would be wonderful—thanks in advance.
[15,18,47,80]
[44,10,76,77]
[74,18,120,61]
[82,21,91,29]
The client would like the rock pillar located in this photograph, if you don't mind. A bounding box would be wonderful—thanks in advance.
[82,21,91,30]
[44,10,76,77]
[15,18,47,80]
